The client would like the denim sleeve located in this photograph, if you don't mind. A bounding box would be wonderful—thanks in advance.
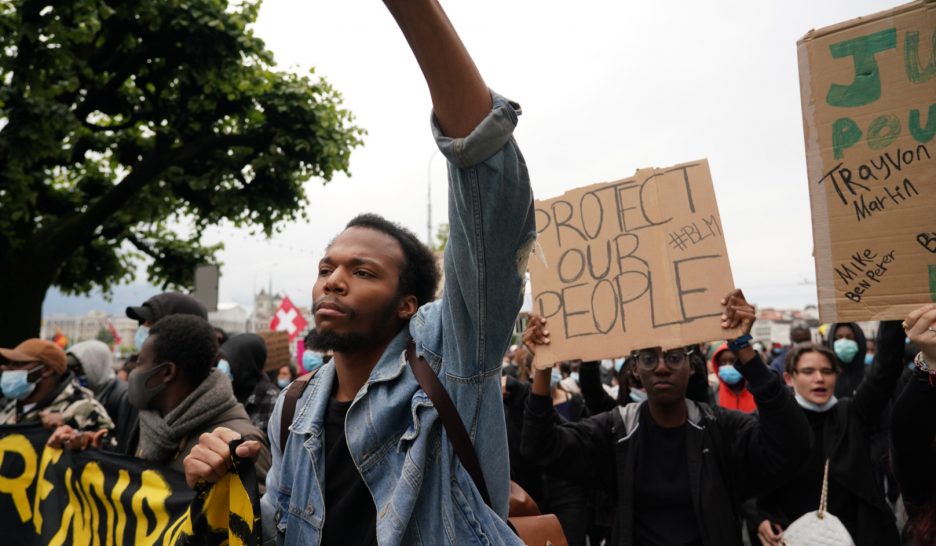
[433,91,536,381]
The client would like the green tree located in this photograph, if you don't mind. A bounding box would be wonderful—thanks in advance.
[433,222,449,252]
[0,0,363,346]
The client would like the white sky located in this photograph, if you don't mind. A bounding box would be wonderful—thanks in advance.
[197,0,903,312]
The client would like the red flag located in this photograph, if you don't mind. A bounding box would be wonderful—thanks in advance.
[269,296,308,341]
[52,330,69,349]
[105,320,122,346]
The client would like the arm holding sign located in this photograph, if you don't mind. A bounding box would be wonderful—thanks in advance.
[891,304,936,516]
[714,290,810,500]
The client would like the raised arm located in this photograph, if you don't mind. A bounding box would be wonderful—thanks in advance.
[383,0,490,138]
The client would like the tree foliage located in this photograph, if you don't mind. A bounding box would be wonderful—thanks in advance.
[0,0,363,343]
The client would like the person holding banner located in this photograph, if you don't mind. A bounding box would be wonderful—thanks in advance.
[0,338,114,445]
[184,0,535,544]
[520,289,810,546]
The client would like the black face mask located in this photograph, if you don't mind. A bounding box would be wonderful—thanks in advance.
[127,363,169,410]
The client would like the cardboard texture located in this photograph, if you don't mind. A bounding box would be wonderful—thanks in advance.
[528,160,736,367]
[258,329,290,372]
[798,0,936,322]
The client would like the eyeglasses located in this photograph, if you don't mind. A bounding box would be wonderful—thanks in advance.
[634,349,693,371]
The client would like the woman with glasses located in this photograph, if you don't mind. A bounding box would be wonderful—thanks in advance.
[520,289,810,546]
[745,322,906,546]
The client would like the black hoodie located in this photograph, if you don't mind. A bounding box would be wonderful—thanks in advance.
[219,334,268,404]
[826,322,868,398]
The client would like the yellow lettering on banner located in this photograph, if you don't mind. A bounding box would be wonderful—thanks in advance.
[132,470,171,544]
[48,468,91,546]
[80,463,114,546]
[33,445,63,534]
[74,476,93,546]
[228,474,255,546]
[0,434,38,523]
[110,470,130,543]
[205,476,232,530]
[163,512,192,546]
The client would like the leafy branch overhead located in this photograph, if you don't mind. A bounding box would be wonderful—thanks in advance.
[0,0,364,297]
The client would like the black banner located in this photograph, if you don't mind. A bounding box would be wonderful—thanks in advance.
[0,424,260,545]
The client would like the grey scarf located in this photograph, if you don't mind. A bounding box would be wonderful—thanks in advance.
[137,369,238,464]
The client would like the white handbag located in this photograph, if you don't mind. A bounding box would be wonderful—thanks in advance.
[781,460,855,546]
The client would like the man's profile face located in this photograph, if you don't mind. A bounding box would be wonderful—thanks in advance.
[310,227,408,352]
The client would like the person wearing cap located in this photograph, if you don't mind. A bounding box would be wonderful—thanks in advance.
[0,339,114,442]
[126,291,208,350]
[67,340,138,453]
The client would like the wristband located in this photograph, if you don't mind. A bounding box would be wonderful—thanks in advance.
[728,334,753,352]
[913,351,936,385]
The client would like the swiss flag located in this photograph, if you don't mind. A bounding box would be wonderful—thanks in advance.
[269,296,309,341]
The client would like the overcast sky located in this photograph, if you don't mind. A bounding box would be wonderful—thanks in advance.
[49,0,907,315]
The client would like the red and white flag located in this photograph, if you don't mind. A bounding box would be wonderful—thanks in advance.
[269,296,309,341]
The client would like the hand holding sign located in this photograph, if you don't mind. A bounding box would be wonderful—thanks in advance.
[903,303,936,365]
[183,426,263,489]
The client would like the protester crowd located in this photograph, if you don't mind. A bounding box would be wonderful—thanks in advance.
[2,0,935,545]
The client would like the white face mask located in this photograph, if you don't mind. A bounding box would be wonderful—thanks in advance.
[216,359,234,381]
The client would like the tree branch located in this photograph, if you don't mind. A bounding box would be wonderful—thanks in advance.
[36,131,270,264]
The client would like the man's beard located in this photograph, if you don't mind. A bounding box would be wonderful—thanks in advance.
[307,294,403,353]
[306,328,372,353]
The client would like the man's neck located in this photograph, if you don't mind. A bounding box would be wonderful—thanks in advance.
[332,338,396,403]
[647,398,688,428]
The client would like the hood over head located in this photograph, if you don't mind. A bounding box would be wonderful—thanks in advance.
[219,333,267,403]
[67,340,115,392]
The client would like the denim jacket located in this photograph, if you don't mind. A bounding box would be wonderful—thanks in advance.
[261,93,536,545]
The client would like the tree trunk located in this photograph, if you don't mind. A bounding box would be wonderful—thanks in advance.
[0,251,55,347]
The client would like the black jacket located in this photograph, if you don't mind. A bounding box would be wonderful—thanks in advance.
[96,378,138,455]
[748,321,905,546]
[826,322,868,398]
[891,368,936,519]
[521,355,809,546]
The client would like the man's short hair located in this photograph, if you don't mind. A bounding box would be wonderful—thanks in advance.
[345,213,440,307]
[784,342,840,375]
[149,315,218,387]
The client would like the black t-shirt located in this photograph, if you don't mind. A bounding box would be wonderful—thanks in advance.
[633,404,703,546]
[321,397,378,546]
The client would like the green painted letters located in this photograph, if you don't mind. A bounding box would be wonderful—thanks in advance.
[909,104,936,144]
[867,114,902,150]
[827,28,897,107]
[904,30,936,84]
[832,117,862,159]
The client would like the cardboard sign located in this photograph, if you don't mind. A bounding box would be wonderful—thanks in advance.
[258,329,290,372]
[798,1,936,322]
[528,160,736,366]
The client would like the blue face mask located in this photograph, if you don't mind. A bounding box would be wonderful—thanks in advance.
[277,377,291,389]
[303,352,324,372]
[864,353,874,366]
[718,365,743,385]
[570,372,579,383]
[614,358,626,373]
[1,365,44,400]
[833,338,859,363]
[550,369,562,388]
[134,326,150,350]
[629,387,648,403]
[216,359,234,381]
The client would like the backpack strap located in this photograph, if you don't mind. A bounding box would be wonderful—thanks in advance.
[405,340,492,508]
[279,368,320,450]
[277,344,494,510]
